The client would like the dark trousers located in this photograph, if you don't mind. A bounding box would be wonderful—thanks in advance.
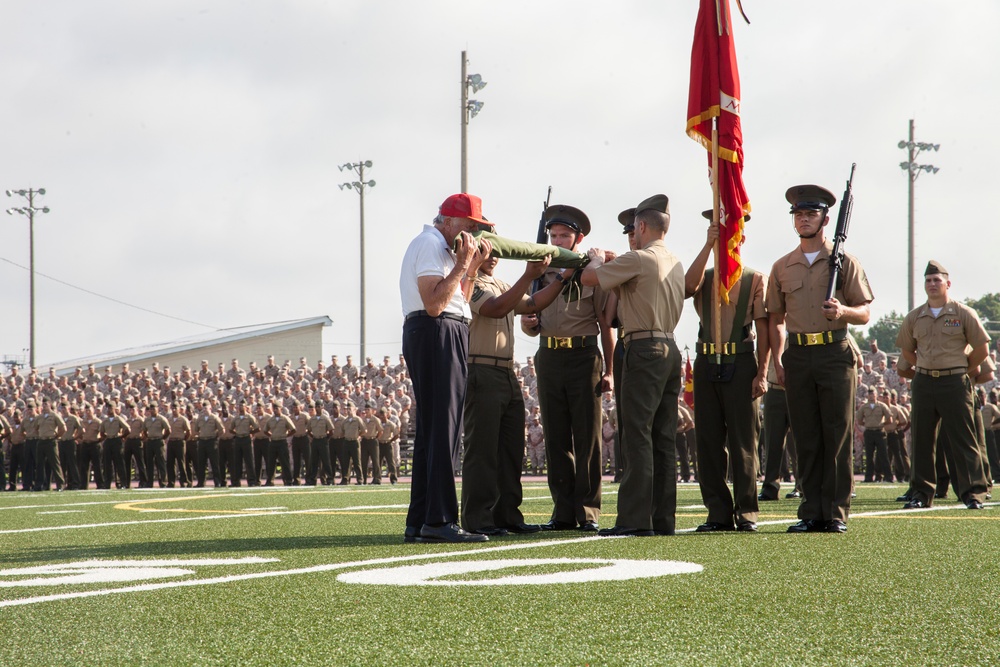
[461,364,526,531]
[79,441,104,489]
[166,440,188,486]
[22,439,38,490]
[196,438,223,486]
[886,432,910,483]
[35,439,64,491]
[361,438,380,483]
[233,436,257,486]
[124,438,147,488]
[253,437,269,483]
[59,440,81,489]
[535,344,603,526]
[909,374,988,506]
[145,439,167,487]
[185,440,198,486]
[985,429,1000,484]
[102,437,127,489]
[307,437,333,484]
[402,314,468,528]
[266,440,292,485]
[379,442,398,483]
[8,443,25,489]
[338,439,362,483]
[693,353,760,526]
[616,338,681,533]
[612,337,626,480]
[218,438,233,483]
[291,436,310,482]
[760,387,797,498]
[862,429,891,482]
[782,340,856,523]
[676,431,693,481]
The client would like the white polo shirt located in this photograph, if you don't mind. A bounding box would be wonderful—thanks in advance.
[399,224,471,318]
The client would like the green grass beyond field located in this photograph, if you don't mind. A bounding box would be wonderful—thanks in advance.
[0,481,998,666]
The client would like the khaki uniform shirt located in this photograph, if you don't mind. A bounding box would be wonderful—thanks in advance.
[593,239,684,335]
[128,416,146,439]
[168,415,191,441]
[378,420,399,443]
[80,418,102,442]
[291,413,309,437]
[35,412,67,440]
[469,274,517,360]
[230,414,258,437]
[144,414,171,440]
[766,241,873,333]
[691,269,767,344]
[341,416,364,441]
[265,414,295,441]
[981,403,1000,431]
[536,269,608,337]
[308,414,335,439]
[101,415,130,439]
[897,299,991,370]
[330,416,345,439]
[194,413,226,439]
[23,415,39,439]
[857,402,893,429]
[361,416,382,440]
[61,414,82,442]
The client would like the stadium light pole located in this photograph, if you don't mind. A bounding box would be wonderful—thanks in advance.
[898,119,940,311]
[338,162,375,363]
[460,50,487,193]
[5,187,50,370]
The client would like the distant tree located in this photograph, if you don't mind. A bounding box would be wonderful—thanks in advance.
[965,293,1000,331]
[854,310,905,354]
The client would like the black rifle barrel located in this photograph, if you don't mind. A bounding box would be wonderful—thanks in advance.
[825,163,856,302]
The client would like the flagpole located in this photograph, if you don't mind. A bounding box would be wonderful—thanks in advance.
[712,116,722,366]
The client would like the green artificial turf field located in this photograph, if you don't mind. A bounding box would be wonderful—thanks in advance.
[1,482,998,666]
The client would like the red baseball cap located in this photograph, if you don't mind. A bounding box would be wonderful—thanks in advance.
[439,193,489,224]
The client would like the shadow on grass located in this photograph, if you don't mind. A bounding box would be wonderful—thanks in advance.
[3,534,410,564]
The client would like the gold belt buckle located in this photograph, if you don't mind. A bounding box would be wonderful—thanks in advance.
[555,337,572,349]
[930,370,941,378]
[803,333,823,346]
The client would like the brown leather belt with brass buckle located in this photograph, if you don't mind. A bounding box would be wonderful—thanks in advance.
[624,331,674,343]
[468,355,514,369]
[542,335,597,350]
[788,329,848,346]
[696,341,753,355]
[914,367,966,378]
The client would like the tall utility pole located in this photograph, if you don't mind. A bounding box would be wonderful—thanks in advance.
[5,187,50,369]
[898,120,940,311]
[339,162,375,362]
[460,50,487,193]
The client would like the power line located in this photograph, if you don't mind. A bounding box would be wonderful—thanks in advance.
[0,255,218,329]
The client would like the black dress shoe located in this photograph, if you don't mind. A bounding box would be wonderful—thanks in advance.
[597,525,654,537]
[502,523,542,534]
[786,519,823,533]
[539,520,576,531]
[785,490,802,499]
[895,494,912,502]
[653,528,675,536]
[417,523,488,543]
[903,499,927,509]
[695,521,735,532]
[469,526,509,536]
[966,500,984,510]
[934,492,947,499]
[403,526,419,543]
[736,521,758,532]
[757,493,777,501]
[825,520,847,533]
[578,520,599,532]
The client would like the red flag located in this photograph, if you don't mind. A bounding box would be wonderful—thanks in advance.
[686,0,750,304]
[683,353,694,409]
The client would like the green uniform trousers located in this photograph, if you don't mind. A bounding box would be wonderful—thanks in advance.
[909,373,988,505]
[760,386,797,498]
[615,338,681,532]
[782,340,855,523]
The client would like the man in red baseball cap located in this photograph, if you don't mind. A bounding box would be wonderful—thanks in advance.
[398,193,494,543]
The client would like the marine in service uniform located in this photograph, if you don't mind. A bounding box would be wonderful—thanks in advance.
[360,404,383,484]
[522,204,613,532]
[582,194,685,536]
[59,401,83,490]
[34,398,67,491]
[306,402,335,485]
[144,403,171,488]
[685,210,769,532]
[767,184,873,534]
[193,400,226,487]
[289,402,310,485]
[124,403,148,489]
[78,404,104,490]
[897,261,990,509]
[376,409,400,485]
[230,400,259,487]
[100,402,131,490]
[263,402,295,486]
[166,403,191,488]
[340,402,364,485]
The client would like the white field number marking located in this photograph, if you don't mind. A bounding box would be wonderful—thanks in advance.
[0,558,278,587]
[337,558,702,586]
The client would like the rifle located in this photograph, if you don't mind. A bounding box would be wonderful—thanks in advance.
[530,186,553,294]
[825,163,856,301]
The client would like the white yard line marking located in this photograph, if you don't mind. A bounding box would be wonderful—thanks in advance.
[37,511,85,515]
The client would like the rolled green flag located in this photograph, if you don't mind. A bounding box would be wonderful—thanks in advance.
[460,230,589,268]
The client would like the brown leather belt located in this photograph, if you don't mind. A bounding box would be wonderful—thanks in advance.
[914,367,966,377]
[469,355,514,369]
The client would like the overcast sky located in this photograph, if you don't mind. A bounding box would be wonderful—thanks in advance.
[1,0,996,369]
